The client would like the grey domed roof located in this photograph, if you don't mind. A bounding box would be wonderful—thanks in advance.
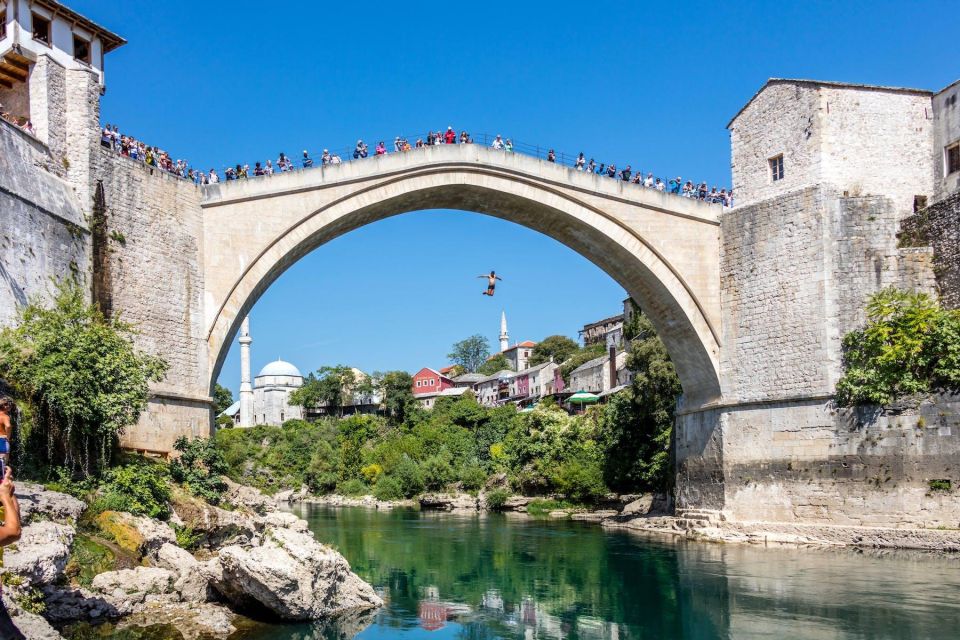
[257,359,303,378]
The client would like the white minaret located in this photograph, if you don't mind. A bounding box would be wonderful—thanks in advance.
[499,311,509,353]
[239,316,254,427]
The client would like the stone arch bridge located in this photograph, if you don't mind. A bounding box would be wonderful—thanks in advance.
[200,143,723,408]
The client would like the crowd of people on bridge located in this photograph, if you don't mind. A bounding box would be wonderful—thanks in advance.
[97,122,732,206]
[0,100,35,136]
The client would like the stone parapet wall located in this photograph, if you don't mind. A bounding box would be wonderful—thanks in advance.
[92,149,211,451]
[899,190,960,308]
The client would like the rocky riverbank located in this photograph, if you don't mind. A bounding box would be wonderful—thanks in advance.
[296,489,960,552]
[2,480,382,639]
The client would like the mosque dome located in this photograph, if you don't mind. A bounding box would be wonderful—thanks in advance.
[257,359,303,378]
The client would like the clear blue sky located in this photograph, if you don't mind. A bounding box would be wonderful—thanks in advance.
[73,1,959,395]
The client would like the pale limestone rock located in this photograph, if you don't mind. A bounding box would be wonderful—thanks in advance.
[2,521,73,586]
[419,493,478,511]
[223,477,274,515]
[209,526,382,621]
[90,567,177,614]
[621,495,654,516]
[2,593,64,639]
[14,482,85,524]
[258,510,310,533]
[154,542,198,572]
[116,602,237,639]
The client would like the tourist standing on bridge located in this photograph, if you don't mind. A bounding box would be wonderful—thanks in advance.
[575,153,585,170]
[621,165,632,182]
[445,127,456,144]
[375,141,387,155]
[321,149,331,165]
[302,151,313,169]
[505,139,513,152]
[547,149,556,162]
[492,135,504,150]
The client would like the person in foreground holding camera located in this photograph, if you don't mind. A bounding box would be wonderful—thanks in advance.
[0,398,24,639]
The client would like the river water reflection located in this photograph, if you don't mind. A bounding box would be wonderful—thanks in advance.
[232,505,960,640]
[72,504,960,639]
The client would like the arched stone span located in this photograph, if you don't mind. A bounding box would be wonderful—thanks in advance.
[201,144,723,407]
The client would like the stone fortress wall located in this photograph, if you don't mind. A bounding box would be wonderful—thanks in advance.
[673,78,960,527]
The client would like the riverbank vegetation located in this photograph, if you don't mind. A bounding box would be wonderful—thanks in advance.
[837,288,960,406]
[216,307,680,504]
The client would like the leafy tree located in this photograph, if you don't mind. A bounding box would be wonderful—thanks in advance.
[478,353,511,375]
[447,334,491,373]
[445,365,467,378]
[0,280,168,477]
[836,287,960,406]
[529,335,579,366]
[170,436,229,504]
[598,310,680,492]
[378,370,415,424]
[213,383,234,415]
[291,365,357,417]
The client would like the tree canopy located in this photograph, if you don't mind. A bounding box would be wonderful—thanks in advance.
[290,365,357,416]
[478,353,512,375]
[529,335,579,366]
[447,335,491,373]
[0,280,168,477]
[213,383,234,415]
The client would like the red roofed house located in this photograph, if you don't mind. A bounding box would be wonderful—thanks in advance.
[502,340,537,372]
[412,367,453,396]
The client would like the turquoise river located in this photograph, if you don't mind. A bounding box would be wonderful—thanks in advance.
[76,505,960,639]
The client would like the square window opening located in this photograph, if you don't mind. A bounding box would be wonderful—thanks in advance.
[32,13,50,45]
[947,143,960,176]
[73,35,91,63]
[769,155,785,182]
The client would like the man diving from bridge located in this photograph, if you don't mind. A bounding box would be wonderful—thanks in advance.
[478,271,502,296]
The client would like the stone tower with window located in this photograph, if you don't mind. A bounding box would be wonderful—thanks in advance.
[0,0,125,203]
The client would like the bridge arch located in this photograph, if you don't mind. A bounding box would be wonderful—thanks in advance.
[201,146,722,407]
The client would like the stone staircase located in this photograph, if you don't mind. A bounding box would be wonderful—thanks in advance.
[673,509,726,530]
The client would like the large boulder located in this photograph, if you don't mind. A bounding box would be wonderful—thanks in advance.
[153,542,212,603]
[207,526,382,621]
[2,521,74,586]
[14,483,85,524]
[89,566,178,615]
[620,495,654,517]
[257,510,310,533]
[223,477,275,515]
[172,491,258,548]
[419,493,478,511]
[94,511,176,557]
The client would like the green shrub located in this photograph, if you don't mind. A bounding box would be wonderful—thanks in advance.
[0,280,167,477]
[551,456,608,505]
[93,462,170,519]
[422,453,455,491]
[393,457,425,497]
[170,437,228,504]
[459,463,487,492]
[837,288,960,406]
[173,524,202,550]
[929,479,952,493]
[337,479,369,496]
[372,476,404,501]
[485,488,509,511]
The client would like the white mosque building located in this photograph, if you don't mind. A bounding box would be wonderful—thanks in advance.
[221,317,304,426]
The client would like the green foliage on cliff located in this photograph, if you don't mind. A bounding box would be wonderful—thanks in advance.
[478,353,512,375]
[170,436,228,504]
[0,280,168,477]
[836,288,960,406]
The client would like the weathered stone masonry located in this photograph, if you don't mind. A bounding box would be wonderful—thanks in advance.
[899,190,960,309]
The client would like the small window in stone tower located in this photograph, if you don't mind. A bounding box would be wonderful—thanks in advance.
[769,155,785,182]
[0,12,6,40]
[73,35,91,64]
[947,142,960,176]
[31,13,50,45]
